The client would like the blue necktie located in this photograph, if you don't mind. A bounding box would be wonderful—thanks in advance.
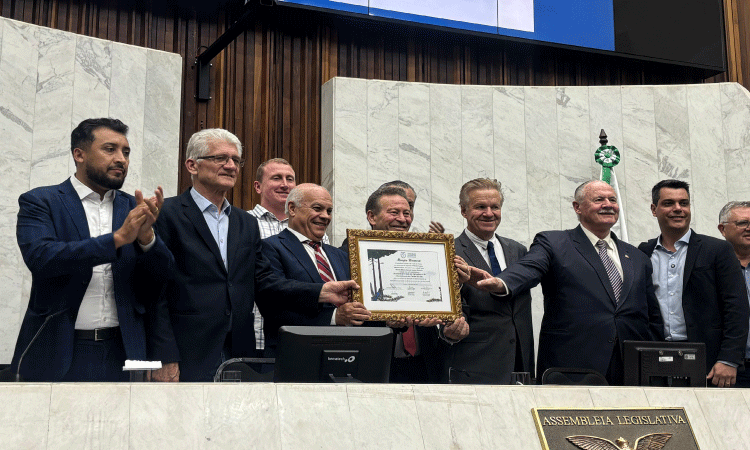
[487,241,502,276]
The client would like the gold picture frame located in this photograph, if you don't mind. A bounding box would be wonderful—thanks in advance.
[346,229,462,321]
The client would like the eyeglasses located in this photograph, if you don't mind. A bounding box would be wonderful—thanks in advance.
[723,220,750,229]
[195,155,245,168]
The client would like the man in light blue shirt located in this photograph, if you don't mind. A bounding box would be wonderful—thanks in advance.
[639,180,749,388]
[718,201,750,388]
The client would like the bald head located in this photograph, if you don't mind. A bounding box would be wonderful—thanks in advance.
[286,183,333,241]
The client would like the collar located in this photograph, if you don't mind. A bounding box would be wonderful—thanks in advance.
[465,228,496,248]
[190,187,231,215]
[656,229,692,250]
[580,225,615,249]
[287,227,317,245]
[70,175,115,202]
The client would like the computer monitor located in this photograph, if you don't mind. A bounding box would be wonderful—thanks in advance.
[274,326,393,383]
[623,340,706,387]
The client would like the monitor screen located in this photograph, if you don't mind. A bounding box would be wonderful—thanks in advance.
[274,326,393,383]
[623,340,706,387]
[274,0,725,71]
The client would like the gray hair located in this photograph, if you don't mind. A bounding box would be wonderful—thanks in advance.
[719,201,750,223]
[185,128,243,161]
[459,178,504,208]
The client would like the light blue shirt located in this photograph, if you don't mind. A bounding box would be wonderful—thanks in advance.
[190,188,231,269]
[651,229,692,341]
[742,264,750,359]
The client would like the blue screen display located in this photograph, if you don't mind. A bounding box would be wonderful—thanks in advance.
[277,0,615,51]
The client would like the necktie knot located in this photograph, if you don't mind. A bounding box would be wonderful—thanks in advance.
[307,240,321,251]
[596,239,607,250]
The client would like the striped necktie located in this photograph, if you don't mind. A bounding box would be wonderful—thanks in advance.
[307,241,335,283]
[596,239,622,304]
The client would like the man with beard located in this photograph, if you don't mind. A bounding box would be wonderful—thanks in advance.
[639,180,749,387]
[10,118,173,381]
[468,180,663,385]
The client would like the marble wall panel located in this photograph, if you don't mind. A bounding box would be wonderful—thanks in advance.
[110,43,147,194]
[643,388,716,450]
[430,84,463,235]
[0,16,182,364]
[331,77,369,246]
[366,80,399,195]
[69,35,112,176]
[524,87,561,235]
[0,19,37,207]
[461,85,494,181]
[142,49,182,196]
[204,384,281,450]
[688,84,725,236]
[694,389,750,450]
[130,384,205,449]
[47,384,131,449]
[348,384,424,449]
[412,385,490,450]
[31,27,76,188]
[0,384,50,449]
[721,83,750,201]
[556,86,591,231]
[476,386,539,450]
[321,80,335,230]
[654,86,691,181]
[621,85,660,243]
[399,82,432,232]
[276,384,352,450]
[493,86,528,245]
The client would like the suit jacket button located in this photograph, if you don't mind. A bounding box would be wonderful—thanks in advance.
[608,338,615,343]
[509,339,516,344]
[224,309,231,316]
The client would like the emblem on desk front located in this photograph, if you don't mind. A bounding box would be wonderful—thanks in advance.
[567,433,672,450]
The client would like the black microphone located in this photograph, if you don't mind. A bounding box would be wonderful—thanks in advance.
[15,310,65,382]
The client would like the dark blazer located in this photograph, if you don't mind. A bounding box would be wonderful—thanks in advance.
[500,225,664,381]
[262,228,350,350]
[11,179,174,381]
[442,231,534,384]
[152,189,323,381]
[639,231,750,372]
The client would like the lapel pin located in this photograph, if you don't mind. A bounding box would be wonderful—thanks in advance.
[625,254,630,258]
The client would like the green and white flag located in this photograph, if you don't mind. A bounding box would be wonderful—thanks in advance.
[595,131,629,242]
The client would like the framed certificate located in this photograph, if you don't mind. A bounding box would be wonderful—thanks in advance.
[345,229,462,321]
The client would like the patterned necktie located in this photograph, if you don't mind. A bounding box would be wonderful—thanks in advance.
[596,239,622,304]
[487,241,503,276]
[306,241,335,283]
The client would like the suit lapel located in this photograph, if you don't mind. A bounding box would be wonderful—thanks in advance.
[112,191,129,231]
[683,230,701,291]
[456,232,492,273]
[324,243,349,280]
[280,229,321,282]
[226,206,240,277]
[58,179,90,239]
[571,226,617,306]
[181,190,226,273]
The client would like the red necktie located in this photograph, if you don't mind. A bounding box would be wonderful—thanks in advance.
[403,326,417,356]
[307,241,335,283]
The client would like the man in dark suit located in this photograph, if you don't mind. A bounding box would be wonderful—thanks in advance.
[11,118,173,381]
[444,178,534,384]
[718,201,750,387]
[150,129,356,382]
[469,180,663,385]
[345,186,470,383]
[262,183,371,354]
[639,180,749,388]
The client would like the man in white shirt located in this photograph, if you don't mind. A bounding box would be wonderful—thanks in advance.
[10,118,173,381]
